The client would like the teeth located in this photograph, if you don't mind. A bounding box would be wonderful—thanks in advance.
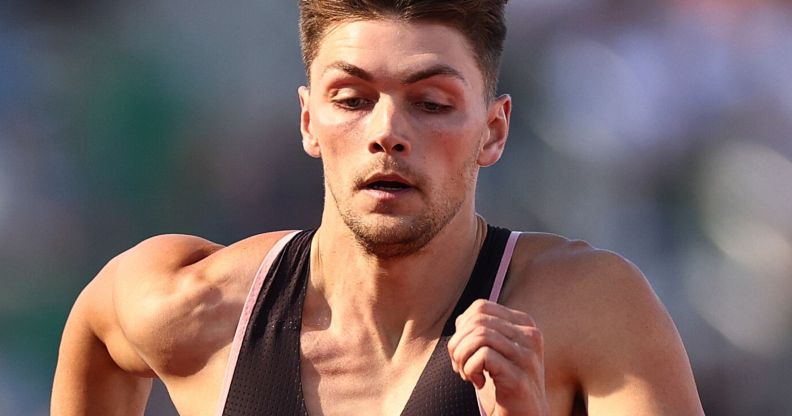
[373,184,404,191]
[370,181,408,191]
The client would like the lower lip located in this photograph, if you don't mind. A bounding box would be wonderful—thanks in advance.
[362,187,415,202]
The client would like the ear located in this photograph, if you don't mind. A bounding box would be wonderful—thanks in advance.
[299,85,321,158]
[477,94,512,167]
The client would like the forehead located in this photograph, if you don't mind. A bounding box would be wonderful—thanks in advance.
[310,19,484,92]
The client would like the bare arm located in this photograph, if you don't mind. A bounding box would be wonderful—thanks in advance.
[51,257,153,415]
[449,235,703,415]
[572,250,704,415]
[52,233,229,415]
[52,232,277,415]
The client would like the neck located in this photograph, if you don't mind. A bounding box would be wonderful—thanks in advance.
[304,210,487,355]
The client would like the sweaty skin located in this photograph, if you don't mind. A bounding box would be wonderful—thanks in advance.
[52,19,704,416]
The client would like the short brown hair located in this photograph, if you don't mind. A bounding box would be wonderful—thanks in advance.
[299,0,509,98]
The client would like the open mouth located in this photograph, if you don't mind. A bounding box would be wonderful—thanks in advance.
[361,172,416,194]
[366,180,411,191]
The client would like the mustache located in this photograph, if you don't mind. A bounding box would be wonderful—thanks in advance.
[352,157,423,188]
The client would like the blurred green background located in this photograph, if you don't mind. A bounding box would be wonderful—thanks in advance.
[1,1,790,414]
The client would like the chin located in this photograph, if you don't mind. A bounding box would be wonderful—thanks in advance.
[342,212,448,259]
[328,174,471,258]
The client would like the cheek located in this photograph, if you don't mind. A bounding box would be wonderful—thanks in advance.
[312,101,359,130]
[313,109,363,155]
[424,116,484,162]
[313,116,359,184]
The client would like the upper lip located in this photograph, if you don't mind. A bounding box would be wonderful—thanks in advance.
[361,172,415,189]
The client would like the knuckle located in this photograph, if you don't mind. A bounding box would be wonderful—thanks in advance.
[515,310,536,326]
[480,346,496,360]
[520,326,542,343]
[472,325,489,337]
[451,347,463,362]
[471,327,495,346]
[522,309,537,321]
[470,314,490,328]
[527,328,544,348]
[452,344,469,363]
[470,299,492,313]
[454,313,466,329]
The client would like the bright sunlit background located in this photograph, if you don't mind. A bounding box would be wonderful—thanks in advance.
[1,1,790,414]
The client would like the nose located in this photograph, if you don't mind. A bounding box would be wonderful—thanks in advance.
[366,98,411,155]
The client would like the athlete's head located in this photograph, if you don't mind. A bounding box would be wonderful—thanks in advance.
[299,0,509,99]
[296,1,512,257]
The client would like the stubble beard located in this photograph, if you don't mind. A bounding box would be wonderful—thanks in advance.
[340,191,463,259]
[328,157,479,259]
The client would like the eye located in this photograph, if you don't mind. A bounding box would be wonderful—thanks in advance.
[415,101,452,113]
[333,97,372,111]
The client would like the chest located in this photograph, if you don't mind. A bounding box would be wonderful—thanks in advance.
[299,330,440,416]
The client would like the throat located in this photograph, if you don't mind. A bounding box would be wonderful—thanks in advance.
[305,216,489,350]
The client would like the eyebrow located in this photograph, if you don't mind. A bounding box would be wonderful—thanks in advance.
[325,61,374,82]
[323,61,468,86]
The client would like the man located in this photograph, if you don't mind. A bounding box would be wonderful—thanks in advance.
[52,1,704,415]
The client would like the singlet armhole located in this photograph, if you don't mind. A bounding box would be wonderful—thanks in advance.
[214,231,301,416]
[477,230,521,416]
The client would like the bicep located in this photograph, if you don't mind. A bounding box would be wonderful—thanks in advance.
[52,267,153,415]
[574,255,703,415]
[582,320,701,415]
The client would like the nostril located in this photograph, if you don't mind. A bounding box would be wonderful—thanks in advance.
[369,139,407,154]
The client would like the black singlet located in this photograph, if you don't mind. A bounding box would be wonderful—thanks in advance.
[221,225,514,415]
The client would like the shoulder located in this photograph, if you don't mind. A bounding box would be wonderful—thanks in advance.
[504,232,665,351]
[86,230,295,376]
[501,233,665,372]
[114,230,296,294]
[503,233,701,412]
[113,230,293,297]
[504,231,653,313]
[518,232,650,295]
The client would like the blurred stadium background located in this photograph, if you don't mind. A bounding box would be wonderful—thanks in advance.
[1,1,790,414]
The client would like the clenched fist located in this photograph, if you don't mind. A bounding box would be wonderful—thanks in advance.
[448,299,549,416]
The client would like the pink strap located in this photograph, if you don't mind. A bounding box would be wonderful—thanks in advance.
[214,231,300,416]
[478,231,521,415]
[488,231,520,302]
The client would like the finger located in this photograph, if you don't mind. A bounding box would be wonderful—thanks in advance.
[451,326,531,378]
[461,345,525,391]
[449,316,542,372]
[455,300,536,334]
[449,313,532,356]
